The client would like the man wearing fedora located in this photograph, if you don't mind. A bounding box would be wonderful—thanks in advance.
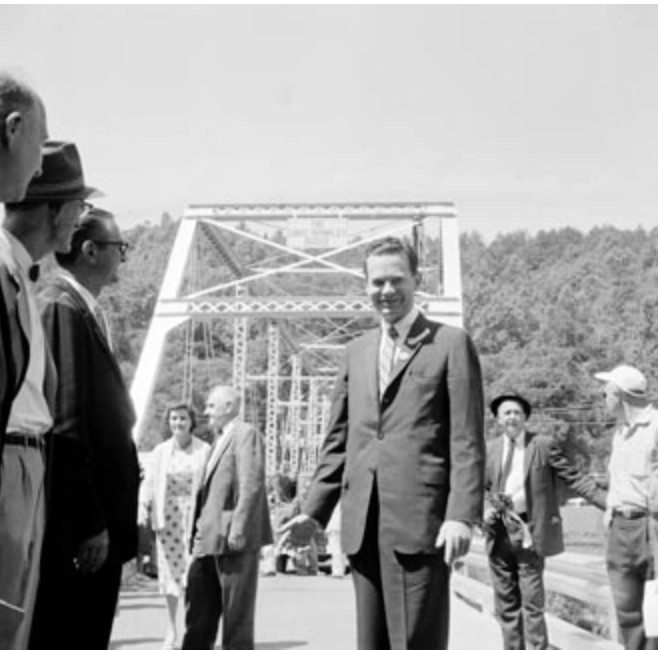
[0,69,48,202]
[484,393,607,650]
[29,205,139,649]
[595,365,658,650]
[0,140,96,649]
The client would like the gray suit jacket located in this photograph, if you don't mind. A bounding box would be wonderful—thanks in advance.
[191,419,272,556]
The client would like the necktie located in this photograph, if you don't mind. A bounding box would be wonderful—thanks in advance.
[498,436,516,493]
[379,325,398,397]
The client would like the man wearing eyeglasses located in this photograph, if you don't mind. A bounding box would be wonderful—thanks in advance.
[0,140,97,649]
[29,207,139,649]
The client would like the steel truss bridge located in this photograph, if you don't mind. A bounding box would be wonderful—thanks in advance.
[130,202,464,476]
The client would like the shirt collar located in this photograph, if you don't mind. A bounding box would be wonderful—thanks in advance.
[382,306,419,341]
[2,228,34,277]
[59,270,100,314]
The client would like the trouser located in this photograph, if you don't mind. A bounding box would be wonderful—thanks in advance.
[348,487,450,650]
[488,529,548,650]
[29,548,123,650]
[182,551,260,650]
[0,444,45,650]
[607,515,658,650]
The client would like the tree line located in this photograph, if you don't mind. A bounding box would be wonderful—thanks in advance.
[68,216,656,475]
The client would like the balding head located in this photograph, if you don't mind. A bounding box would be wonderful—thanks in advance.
[205,385,241,433]
[0,69,48,202]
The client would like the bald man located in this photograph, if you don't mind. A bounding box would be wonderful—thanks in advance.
[182,386,272,650]
[0,70,48,202]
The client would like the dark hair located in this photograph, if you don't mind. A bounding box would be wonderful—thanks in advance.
[363,237,419,276]
[55,207,114,267]
[164,402,197,435]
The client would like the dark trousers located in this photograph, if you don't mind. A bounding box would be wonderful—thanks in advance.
[488,529,548,650]
[348,488,450,650]
[182,551,260,650]
[29,553,123,649]
[606,516,658,650]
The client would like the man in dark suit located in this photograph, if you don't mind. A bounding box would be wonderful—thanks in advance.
[0,140,95,648]
[29,207,139,649]
[484,393,607,650]
[182,385,272,650]
[281,237,485,650]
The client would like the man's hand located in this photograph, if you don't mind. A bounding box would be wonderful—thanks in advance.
[277,514,318,547]
[483,506,498,526]
[227,531,246,553]
[75,529,109,574]
[435,521,472,565]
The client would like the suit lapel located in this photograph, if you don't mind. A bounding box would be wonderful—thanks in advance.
[55,278,122,376]
[491,435,505,491]
[386,313,433,393]
[204,425,235,485]
[360,329,380,405]
[523,431,534,478]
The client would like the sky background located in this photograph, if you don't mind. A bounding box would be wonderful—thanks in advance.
[1,5,657,240]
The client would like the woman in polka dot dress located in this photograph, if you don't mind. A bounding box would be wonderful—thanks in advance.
[139,403,210,650]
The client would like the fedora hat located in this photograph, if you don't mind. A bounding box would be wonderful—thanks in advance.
[490,393,532,419]
[22,140,102,202]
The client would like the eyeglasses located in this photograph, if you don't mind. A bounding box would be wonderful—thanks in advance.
[92,240,130,256]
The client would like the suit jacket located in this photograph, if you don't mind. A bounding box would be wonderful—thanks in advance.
[303,312,486,555]
[484,431,607,558]
[139,436,210,531]
[190,418,272,556]
[0,233,30,472]
[39,276,140,563]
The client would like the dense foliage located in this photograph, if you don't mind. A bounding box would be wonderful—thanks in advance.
[82,217,656,476]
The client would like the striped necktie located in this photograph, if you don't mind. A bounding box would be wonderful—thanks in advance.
[379,325,398,397]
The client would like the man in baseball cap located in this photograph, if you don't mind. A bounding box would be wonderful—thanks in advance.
[0,140,100,648]
[595,365,657,650]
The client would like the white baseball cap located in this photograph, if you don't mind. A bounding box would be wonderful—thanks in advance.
[594,365,647,398]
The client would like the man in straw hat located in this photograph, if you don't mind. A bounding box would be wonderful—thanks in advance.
[0,139,99,648]
[595,365,658,650]
[0,69,48,202]
[483,392,606,650]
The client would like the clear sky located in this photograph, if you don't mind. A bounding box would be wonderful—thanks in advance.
[1,5,657,239]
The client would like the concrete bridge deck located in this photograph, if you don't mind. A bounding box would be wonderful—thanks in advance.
[110,573,502,650]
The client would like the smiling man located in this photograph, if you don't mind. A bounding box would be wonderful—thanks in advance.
[281,236,485,650]
[484,393,607,650]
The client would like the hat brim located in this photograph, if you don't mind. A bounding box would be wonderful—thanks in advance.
[490,394,532,418]
[22,184,104,202]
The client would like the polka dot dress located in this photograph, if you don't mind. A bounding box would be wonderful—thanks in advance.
[156,446,196,596]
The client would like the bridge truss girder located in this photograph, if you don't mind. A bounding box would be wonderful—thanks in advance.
[130,202,464,477]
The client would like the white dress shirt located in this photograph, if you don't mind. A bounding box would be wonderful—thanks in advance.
[503,433,527,514]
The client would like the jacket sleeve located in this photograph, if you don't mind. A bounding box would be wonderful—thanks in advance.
[547,438,607,510]
[41,298,106,545]
[231,425,266,538]
[301,351,349,528]
[445,329,486,524]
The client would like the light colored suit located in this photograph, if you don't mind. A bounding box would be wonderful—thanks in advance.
[182,418,272,650]
[303,312,485,650]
